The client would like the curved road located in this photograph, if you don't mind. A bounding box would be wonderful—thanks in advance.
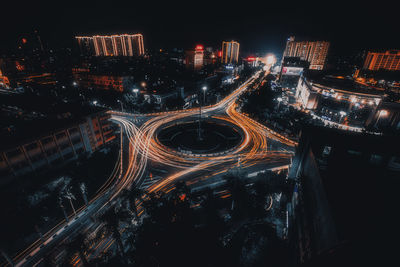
[6,70,296,267]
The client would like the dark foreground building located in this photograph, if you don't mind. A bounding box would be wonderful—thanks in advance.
[0,111,116,185]
[288,125,400,266]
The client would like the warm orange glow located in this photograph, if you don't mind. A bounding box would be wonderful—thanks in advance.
[72,73,124,92]
[77,34,144,57]
[221,40,240,64]
[15,61,25,71]
[13,71,298,266]
[284,37,329,70]
[363,50,400,71]
[265,55,276,65]
[379,110,389,117]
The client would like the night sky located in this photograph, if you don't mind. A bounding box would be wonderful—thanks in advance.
[3,1,399,55]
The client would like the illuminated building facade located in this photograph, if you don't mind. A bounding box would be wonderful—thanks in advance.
[279,57,309,90]
[72,72,132,92]
[221,40,240,64]
[362,50,400,71]
[203,47,218,65]
[244,57,260,67]
[0,70,10,88]
[185,45,204,70]
[283,36,329,70]
[295,75,384,127]
[76,34,144,57]
[76,36,95,56]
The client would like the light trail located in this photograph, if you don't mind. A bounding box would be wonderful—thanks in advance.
[9,71,297,267]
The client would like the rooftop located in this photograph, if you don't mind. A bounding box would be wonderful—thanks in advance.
[307,74,385,97]
[0,101,107,151]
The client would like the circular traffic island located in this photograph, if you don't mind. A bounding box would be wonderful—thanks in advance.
[157,119,242,155]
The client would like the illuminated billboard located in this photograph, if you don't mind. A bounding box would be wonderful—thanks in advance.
[281,66,303,76]
[195,45,204,51]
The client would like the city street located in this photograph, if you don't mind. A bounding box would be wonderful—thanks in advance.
[7,70,296,267]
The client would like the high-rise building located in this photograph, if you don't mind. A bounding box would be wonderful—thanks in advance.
[362,50,400,71]
[93,35,105,56]
[288,125,400,266]
[76,34,144,57]
[221,40,240,64]
[111,35,124,56]
[279,57,309,89]
[75,36,95,56]
[185,45,204,70]
[102,36,114,56]
[283,36,329,70]
[203,47,218,65]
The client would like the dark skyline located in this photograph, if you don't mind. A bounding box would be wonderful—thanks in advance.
[3,1,399,55]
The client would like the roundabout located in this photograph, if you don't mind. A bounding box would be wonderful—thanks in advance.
[157,119,243,155]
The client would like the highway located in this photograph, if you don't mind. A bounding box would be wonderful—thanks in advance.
[5,70,296,267]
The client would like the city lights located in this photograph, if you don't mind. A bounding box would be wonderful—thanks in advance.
[2,6,399,267]
[76,34,144,57]
[195,45,204,51]
[266,54,276,65]
[221,40,240,64]
[133,88,139,97]
[379,110,389,117]
[284,36,329,70]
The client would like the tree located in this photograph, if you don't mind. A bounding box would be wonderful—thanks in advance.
[80,183,89,206]
[64,233,90,267]
[99,208,130,257]
[121,187,146,220]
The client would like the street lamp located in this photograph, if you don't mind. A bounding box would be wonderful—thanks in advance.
[198,86,207,141]
[379,110,389,117]
[92,100,98,106]
[117,100,124,112]
[374,109,389,129]
[202,86,207,105]
[339,111,347,124]
[133,88,139,97]
[277,97,283,110]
